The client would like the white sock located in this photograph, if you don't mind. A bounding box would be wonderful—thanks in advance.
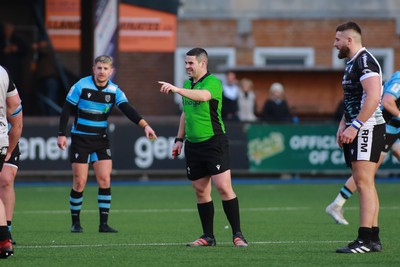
[333,193,347,207]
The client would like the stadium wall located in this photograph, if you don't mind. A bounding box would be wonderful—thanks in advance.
[16,117,400,181]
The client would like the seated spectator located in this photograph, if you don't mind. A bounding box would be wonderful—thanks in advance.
[260,82,293,123]
[238,78,257,122]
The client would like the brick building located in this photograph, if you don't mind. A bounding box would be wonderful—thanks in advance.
[1,0,400,119]
[175,0,400,120]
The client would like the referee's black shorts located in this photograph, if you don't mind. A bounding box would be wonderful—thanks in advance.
[70,134,112,163]
[184,134,230,181]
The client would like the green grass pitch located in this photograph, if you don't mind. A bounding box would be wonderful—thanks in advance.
[5,180,400,266]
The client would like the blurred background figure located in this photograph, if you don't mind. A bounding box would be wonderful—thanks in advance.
[222,71,239,121]
[238,78,257,122]
[31,38,62,116]
[333,98,345,121]
[260,82,293,123]
[0,21,29,101]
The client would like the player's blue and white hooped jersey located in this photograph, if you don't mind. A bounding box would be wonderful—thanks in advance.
[66,76,128,135]
[383,71,400,134]
[342,47,385,126]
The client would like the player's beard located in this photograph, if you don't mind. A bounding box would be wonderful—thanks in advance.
[337,46,350,59]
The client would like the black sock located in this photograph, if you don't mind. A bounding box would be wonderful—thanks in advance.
[372,227,380,242]
[357,227,372,243]
[0,226,11,241]
[197,201,214,238]
[98,188,111,225]
[70,189,83,225]
[222,197,241,235]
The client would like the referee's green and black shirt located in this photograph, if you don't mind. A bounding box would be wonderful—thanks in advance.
[182,72,225,143]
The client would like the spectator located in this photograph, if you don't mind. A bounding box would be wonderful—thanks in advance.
[31,39,61,116]
[260,82,293,122]
[222,71,239,121]
[0,22,29,89]
[238,78,257,122]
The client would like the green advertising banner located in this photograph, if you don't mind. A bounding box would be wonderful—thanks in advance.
[247,124,400,172]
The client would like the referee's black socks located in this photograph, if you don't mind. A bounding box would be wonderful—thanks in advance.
[197,201,214,238]
[222,197,241,235]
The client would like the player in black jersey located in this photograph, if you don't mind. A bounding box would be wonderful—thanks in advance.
[333,22,385,254]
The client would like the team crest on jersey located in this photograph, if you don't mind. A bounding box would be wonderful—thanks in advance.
[105,95,111,102]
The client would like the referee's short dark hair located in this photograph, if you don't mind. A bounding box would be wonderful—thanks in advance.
[336,21,362,35]
[186,47,208,59]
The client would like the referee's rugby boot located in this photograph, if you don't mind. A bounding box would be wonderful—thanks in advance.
[99,224,118,233]
[336,239,372,253]
[71,223,83,233]
[233,232,248,247]
[325,203,349,225]
[0,239,14,258]
[186,234,216,247]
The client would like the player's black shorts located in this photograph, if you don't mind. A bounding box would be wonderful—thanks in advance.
[343,123,385,167]
[4,143,20,168]
[382,132,400,153]
[184,134,230,181]
[70,134,112,163]
[0,146,7,171]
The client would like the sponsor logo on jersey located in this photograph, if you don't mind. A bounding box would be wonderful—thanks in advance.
[362,53,368,67]
[87,92,92,98]
[183,98,201,107]
[216,164,220,170]
[360,129,369,152]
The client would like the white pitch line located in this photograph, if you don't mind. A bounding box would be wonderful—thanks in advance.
[14,206,400,215]
[16,240,348,250]
[15,207,310,215]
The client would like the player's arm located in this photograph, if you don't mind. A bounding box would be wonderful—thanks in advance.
[381,92,400,117]
[118,102,157,140]
[57,101,75,150]
[6,95,23,158]
[357,76,382,122]
[159,81,211,102]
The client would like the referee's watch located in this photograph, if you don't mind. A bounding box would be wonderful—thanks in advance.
[174,137,184,143]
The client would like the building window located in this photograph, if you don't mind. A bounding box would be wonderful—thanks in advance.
[253,47,315,67]
[332,48,394,81]
[174,47,236,107]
